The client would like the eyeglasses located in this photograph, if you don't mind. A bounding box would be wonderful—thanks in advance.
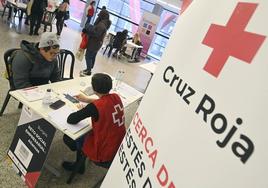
[51,45,60,49]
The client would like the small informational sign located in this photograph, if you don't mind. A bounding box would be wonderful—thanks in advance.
[8,107,56,188]
[138,11,160,57]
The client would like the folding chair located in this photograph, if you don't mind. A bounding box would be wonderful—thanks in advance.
[1,0,13,19]
[57,49,75,80]
[42,10,56,32]
[103,33,115,57]
[0,48,20,116]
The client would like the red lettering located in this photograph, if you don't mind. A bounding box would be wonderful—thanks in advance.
[139,126,147,143]
[157,164,169,186]
[148,149,157,168]
[134,117,142,135]
[145,137,153,153]
[168,182,175,188]
[133,112,139,125]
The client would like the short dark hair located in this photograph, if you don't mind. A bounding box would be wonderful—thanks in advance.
[90,1,95,5]
[91,73,112,94]
[102,6,106,10]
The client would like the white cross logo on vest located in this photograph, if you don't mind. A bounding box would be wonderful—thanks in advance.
[112,104,124,127]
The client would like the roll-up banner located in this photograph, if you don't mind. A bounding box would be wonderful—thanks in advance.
[8,106,56,188]
[102,0,268,187]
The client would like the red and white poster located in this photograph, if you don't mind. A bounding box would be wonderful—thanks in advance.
[102,0,268,187]
[138,12,160,57]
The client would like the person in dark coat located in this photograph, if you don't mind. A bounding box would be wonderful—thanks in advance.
[29,0,48,35]
[80,9,111,76]
[12,32,61,89]
[107,29,128,58]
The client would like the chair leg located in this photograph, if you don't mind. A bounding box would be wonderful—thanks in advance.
[0,92,11,116]
[66,155,86,184]
[103,45,109,55]
[18,102,23,109]
[108,46,113,57]
[2,6,7,17]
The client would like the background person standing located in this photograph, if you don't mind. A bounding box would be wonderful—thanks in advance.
[80,9,111,76]
[55,0,69,36]
[29,0,48,35]
[84,1,95,26]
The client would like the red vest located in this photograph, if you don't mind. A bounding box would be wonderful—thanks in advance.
[82,93,126,162]
[87,6,94,16]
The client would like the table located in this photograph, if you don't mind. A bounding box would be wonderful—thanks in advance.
[139,61,158,90]
[5,0,27,33]
[125,41,143,62]
[10,76,143,140]
[7,76,143,186]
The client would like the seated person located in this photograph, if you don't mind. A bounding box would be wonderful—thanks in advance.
[62,73,126,173]
[12,32,61,89]
[121,32,142,61]
[108,29,128,57]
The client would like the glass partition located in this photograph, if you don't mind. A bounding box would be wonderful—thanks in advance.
[91,0,179,60]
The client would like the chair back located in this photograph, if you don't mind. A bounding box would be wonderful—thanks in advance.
[57,49,75,79]
[42,10,55,25]
[3,48,19,90]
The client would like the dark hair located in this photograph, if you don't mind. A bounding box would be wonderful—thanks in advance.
[122,29,128,35]
[90,1,95,5]
[102,6,106,10]
[43,45,60,52]
[91,73,112,94]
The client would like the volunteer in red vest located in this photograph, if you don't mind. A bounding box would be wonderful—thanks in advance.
[62,73,126,173]
[85,1,96,26]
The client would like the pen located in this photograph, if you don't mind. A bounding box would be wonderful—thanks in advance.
[80,90,89,96]
[23,86,38,91]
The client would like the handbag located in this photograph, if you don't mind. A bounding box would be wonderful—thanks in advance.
[75,49,85,62]
[79,33,88,49]
[64,11,70,20]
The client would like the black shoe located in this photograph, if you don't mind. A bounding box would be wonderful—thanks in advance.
[62,161,85,174]
[29,31,33,36]
[80,70,91,77]
[33,32,39,36]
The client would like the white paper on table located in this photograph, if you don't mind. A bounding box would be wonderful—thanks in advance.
[83,86,95,96]
[18,87,45,102]
[48,106,90,134]
[116,84,140,99]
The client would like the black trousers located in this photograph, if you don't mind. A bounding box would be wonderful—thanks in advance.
[63,134,112,168]
[30,12,43,34]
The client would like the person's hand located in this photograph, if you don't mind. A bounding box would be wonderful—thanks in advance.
[76,103,85,110]
[75,93,89,103]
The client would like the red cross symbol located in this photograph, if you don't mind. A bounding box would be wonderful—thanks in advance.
[202,2,266,77]
[112,104,125,127]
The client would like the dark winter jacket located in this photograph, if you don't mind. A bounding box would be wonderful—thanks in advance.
[12,40,61,89]
[31,0,48,15]
[86,10,111,52]
[113,31,128,49]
